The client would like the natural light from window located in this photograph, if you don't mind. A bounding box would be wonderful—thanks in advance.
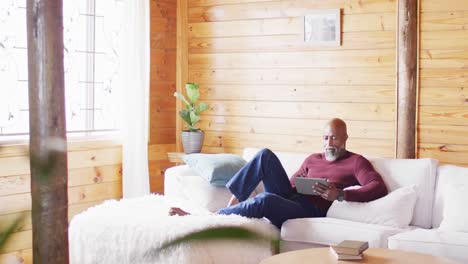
[0,0,124,139]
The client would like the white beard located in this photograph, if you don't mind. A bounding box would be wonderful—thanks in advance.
[324,146,344,161]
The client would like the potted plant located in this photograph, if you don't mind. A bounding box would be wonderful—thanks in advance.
[174,82,209,154]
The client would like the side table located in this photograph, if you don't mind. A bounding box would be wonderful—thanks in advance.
[260,248,460,264]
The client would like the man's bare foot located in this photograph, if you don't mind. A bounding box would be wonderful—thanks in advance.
[227,195,239,207]
[168,207,190,216]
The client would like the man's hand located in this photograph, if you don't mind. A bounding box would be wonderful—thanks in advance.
[313,182,341,201]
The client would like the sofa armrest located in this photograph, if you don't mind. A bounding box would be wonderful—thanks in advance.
[165,165,198,177]
[164,165,232,212]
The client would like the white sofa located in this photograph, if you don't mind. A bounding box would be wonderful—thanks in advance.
[164,148,468,262]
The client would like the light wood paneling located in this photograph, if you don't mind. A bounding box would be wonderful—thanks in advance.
[189,0,277,8]
[151,33,176,49]
[0,181,121,216]
[421,31,468,50]
[0,140,120,158]
[420,49,468,69]
[150,0,177,193]
[176,0,189,153]
[189,68,395,85]
[0,211,32,232]
[188,0,396,20]
[419,0,468,166]
[201,141,395,158]
[203,101,395,121]
[68,181,122,205]
[0,156,29,178]
[199,117,394,140]
[189,32,396,53]
[150,0,177,145]
[150,64,176,81]
[198,84,394,103]
[180,0,397,161]
[150,96,176,112]
[151,50,176,70]
[419,87,467,106]
[150,112,177,128]
[421,0,468,12]
[0,141,123,257]
[419,125,468,145]
[150,81,176,98]
[151,17,176,33]
[148,145,174,192]
[420,69,468,87]
[0,175,29,196]
[149,128,176,144]
[204,131,394,158]
[0,198,114,259]
[189,50,395,69]
[0,230,31,254]
[421,11,468,31]
[419,106,468,126]
[419,143,468,165]
[188,14,394,38]
[68,165,122,187]
[0,164,121,196]
[148,144,176,161]
[0,193,30,215]
[149,160,174,193]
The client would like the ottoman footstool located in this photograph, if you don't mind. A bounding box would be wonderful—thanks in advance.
[69,195,279,264]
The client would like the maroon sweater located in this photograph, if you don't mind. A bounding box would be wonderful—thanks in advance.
[290,151,388,214]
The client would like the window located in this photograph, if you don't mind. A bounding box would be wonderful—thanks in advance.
[0,0,124,139]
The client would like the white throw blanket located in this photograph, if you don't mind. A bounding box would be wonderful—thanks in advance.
[69,194,279,264]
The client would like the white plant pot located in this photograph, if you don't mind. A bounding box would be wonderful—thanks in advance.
[181,130,205,154]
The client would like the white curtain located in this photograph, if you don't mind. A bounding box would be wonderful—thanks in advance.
[120,0,150,198]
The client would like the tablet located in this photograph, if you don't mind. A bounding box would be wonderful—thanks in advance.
[293,177,329,195]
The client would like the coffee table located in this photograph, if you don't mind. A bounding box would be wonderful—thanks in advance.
[260,248,461,264]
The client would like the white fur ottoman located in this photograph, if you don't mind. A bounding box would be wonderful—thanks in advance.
[69,195,279,264]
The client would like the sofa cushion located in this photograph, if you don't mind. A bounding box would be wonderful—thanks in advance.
[368,158,438,229]
[327,185,417,228]
[281,217,405,248]
[182,153,247,186]
[388,229,468,263]
[439,184,468,232]
[164,165,232,212]
[433,165,468,228]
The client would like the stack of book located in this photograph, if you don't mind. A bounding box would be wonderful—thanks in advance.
[329,240,369,260]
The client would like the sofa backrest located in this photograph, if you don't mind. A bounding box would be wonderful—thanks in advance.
[368,158,438,229]
[432,165,468,228]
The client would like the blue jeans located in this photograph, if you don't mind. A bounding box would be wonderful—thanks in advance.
[218,148,324,228]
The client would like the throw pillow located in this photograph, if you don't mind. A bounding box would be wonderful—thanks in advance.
[183,153,246,187]
[326,185,417,228]
[439,184,468,232]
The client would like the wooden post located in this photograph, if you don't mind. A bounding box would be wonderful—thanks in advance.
[396,0,418,159]
[27,0,69,263]
[176,0,188,152]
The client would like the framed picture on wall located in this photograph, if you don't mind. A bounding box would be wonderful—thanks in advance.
[304,9,341,46]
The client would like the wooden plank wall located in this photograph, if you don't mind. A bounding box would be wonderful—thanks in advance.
[187,0,397,157]
[0,141,122,263]
[418,0,468,167]
[149,0,177,193]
